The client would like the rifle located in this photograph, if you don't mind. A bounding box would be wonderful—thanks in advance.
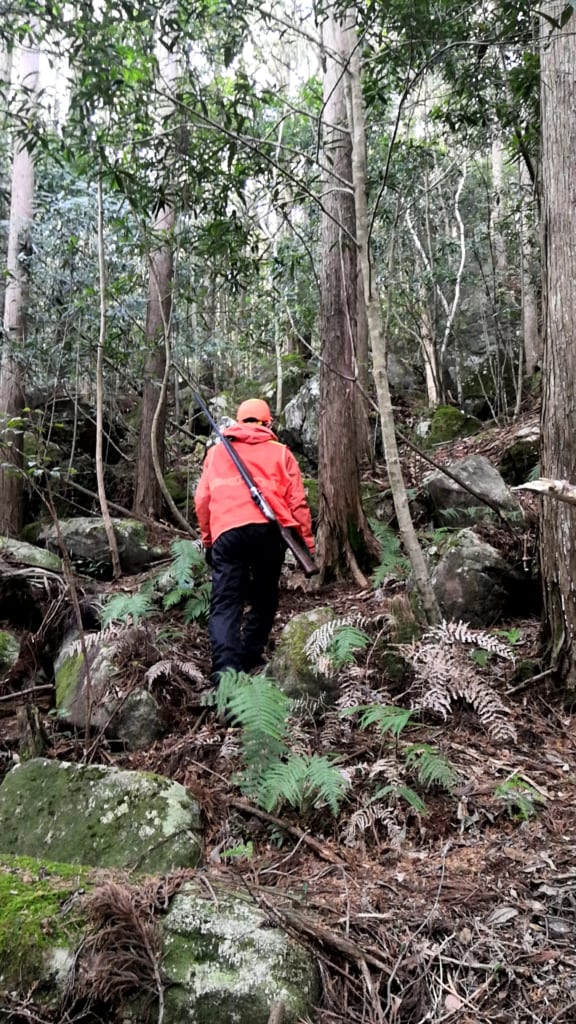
[194,391,319,578]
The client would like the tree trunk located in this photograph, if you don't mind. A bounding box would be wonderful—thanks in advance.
[539,3,576,686]
[317,15,377,584]
[133,204,174,518]
[0,40,39,537]
[519,160,541,376]
[133,41,178,520]
[344,14,440,623]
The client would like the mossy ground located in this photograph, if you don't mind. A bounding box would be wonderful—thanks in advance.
[0,855,89,990]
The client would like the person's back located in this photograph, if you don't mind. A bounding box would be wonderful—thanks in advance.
[194,399,314,680]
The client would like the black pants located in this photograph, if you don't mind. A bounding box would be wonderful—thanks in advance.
[209,523,286,678]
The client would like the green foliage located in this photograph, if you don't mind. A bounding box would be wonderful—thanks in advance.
[101,589,154,626]
[404,744,460,793]
[493,774,546,820]
[342,703,414,737]
[328,625,370,670]
[216,671,349,816]
[373,783,428,815]
[162,539,211,625]
[368,519,409,587]
[258,754,349,817]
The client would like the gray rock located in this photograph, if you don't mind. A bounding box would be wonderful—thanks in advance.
[160,883,320,1023]
[0,536,62,571]
[431,529,525,626]
[269,606,338,701]
[0,759,201,872]
[423,455,521,526]
[37,517,166,577]
[284,377,320,464]
[54,632,165,750]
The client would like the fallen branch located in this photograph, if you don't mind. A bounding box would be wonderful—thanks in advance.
[228,798,347,866]
[513,477,576,506]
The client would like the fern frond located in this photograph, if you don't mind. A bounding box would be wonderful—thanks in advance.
[341,703,413,737]
[329,626,370,668]
[144,660,205,686]
[368,519,410,587]
[303,616,358,661]
[162,587,189,611]
[404,744,460,792]
[305,754,351,815]
[183,585,211,624]
[425,620,515,661]
[258,756,311,812]
[169,538,204,587]
[342,802,394,844]
[373,783,428,815]
[101,591,154,626]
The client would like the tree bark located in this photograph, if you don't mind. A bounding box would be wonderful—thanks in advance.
[539,3,576,686]
[317,15,377,584]
[344,14,440,623]
[0,40,39,537]
[133,41,178,520]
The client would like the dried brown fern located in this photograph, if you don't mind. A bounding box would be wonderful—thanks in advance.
[68,880,166,1019]
[401,620,517,743]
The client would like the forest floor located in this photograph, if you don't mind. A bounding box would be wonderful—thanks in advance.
[3,411,576,1024]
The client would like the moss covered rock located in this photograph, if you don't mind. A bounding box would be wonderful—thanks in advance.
[0,855,87,994]
[161,883,320,1024]
[36,517,166,578]
[0,536,62,571]
[426,405,482,447]
[0,759,201,872]
[0,629,20,669]
[269,606,337,701]
[54,634,165,749]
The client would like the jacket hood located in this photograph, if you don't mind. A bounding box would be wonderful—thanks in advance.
[222,423,278,445]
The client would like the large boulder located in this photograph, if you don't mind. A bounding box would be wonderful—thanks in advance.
[34,517,166,578]
[430,528,529,626]
[0,859,320,1024]
[0,759,202,872]
[0,536,62,572]
[161,883,320,1024]
[54,632,165,750]
[283,377,320,465]
[423,454,521,526]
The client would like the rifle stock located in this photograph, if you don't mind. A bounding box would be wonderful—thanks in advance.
[277,524,319,578]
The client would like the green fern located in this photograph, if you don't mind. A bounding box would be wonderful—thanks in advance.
[259,754,349,816]
[182,584,211,624]
[373,783,428,815]
[216,672,348,816]
[328,625,370,669]
[162,540,211,624]
[369,519,410,587]
[404,744,460,792]
[100,590,154,626]
[341,703,414,737]
[493,774,546,820]
[169,538,205,585]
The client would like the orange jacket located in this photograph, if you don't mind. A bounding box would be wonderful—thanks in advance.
[194,424,315,553]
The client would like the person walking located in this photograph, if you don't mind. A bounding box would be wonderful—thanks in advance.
[194,398,315,681]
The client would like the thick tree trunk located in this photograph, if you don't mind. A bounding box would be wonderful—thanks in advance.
[539,3,576,686]
[317,15,377,583]
[0,41,39,537]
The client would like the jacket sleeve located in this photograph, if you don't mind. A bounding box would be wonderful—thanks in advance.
[194,453,213,548]
[283,448,315,554]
